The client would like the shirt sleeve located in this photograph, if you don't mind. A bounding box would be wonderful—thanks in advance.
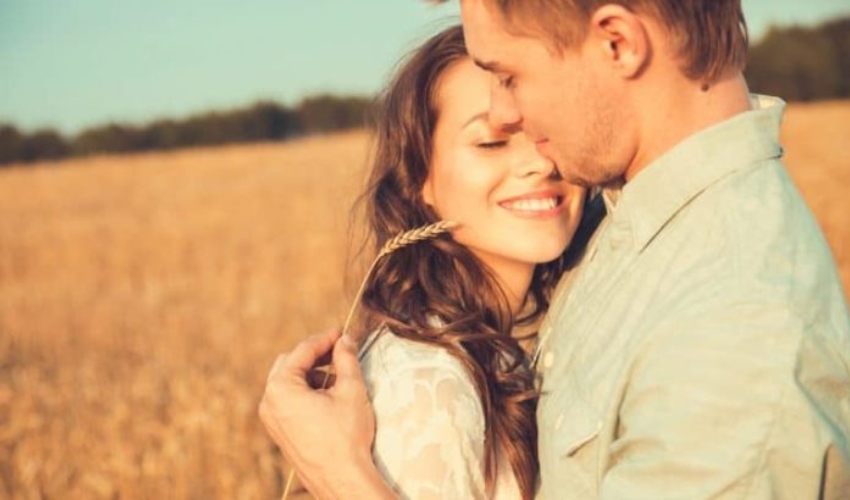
[599,297,850,499]
[368,360,488,500]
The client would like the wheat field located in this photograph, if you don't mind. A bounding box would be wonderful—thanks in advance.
[1,102,849,499]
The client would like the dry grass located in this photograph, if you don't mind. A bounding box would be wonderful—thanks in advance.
[781,101,850,303]
[1,101,848,499]
[0,131,371,499]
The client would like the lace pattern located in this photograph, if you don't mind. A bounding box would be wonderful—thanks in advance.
[360,329,521,499]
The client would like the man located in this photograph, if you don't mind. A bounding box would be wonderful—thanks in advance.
[260,1,850,498]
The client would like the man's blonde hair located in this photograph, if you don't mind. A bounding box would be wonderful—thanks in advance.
[440,0,748,82]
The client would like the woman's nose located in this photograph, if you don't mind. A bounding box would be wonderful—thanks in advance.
[513,144,558,179]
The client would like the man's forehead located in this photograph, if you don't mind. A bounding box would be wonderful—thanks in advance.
[459,0,501,25]
[458,0,509,61]
[461,0,552,50]
[460,0,568,59]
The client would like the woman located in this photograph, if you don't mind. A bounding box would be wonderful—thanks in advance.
[352,25,588,499]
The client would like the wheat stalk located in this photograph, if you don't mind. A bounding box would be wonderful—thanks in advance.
[281,220,458,500]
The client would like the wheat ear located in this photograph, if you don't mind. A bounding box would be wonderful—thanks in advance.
[342,219,458,334]
[281,220,458,500]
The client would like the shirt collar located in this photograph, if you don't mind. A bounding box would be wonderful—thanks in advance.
[609,94,786,252]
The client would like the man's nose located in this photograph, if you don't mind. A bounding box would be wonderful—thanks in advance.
[488,80,522,130]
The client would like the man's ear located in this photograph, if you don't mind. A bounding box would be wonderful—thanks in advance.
[588,4,650,79]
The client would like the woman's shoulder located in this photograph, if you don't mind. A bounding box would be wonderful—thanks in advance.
[361,330,490,498]
[359,326,473,387]
[360,327,486,441]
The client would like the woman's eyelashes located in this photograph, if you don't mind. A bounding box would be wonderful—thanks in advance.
[476,139,509,149]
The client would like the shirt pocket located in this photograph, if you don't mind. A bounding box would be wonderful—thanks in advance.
[550,396,602,457]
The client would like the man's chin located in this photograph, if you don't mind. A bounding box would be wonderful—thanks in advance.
[560,167,623,190]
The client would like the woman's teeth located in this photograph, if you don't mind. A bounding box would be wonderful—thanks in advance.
[504,197,558,211]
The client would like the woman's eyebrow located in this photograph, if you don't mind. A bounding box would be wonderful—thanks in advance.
[462,111,489,129]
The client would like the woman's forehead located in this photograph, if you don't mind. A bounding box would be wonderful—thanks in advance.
[433,58,491,127]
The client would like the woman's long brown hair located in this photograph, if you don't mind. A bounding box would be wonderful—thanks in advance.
[355,24,597,499]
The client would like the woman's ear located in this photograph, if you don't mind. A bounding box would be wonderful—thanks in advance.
[588,4,650,79]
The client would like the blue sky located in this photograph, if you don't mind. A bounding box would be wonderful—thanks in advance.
[1,0,848,134]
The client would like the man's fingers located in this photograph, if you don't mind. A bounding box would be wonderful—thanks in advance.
[331,333,367,393]
[277,330,342,379]
[306,367,336,389]
[313,348,334,368]
[266,353,289,383]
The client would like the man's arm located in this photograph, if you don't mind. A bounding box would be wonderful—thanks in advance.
[259,330,398,500]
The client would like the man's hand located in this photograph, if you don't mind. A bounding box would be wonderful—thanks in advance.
[259,330,393,499]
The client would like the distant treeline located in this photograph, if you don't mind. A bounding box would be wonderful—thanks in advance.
[746,17,850,102]
[2,17,849,166]
[0,94,372,166]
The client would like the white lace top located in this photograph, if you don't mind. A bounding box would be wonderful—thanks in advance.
[360,329,522,500]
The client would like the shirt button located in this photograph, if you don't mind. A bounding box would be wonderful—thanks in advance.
[554,414,564,430]
[542,352,554,369]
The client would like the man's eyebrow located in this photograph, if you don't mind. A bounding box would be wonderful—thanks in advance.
[473,58,504,72]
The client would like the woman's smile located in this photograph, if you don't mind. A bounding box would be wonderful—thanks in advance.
[497,190,566,219]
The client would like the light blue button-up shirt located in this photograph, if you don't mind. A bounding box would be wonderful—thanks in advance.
[536,95,850,499]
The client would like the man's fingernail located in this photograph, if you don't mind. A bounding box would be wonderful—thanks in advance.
[340,333,356,349]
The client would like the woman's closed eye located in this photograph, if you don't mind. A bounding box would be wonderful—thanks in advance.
[477,140,508,149]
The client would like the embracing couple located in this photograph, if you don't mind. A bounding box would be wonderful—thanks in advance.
[261,1,850,498]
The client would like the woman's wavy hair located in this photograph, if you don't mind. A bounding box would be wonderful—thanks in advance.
[355,24,598,499]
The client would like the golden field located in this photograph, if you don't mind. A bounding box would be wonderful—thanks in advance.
[1,101,849,499]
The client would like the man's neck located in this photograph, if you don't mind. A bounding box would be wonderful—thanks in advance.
[624,70,752,182]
